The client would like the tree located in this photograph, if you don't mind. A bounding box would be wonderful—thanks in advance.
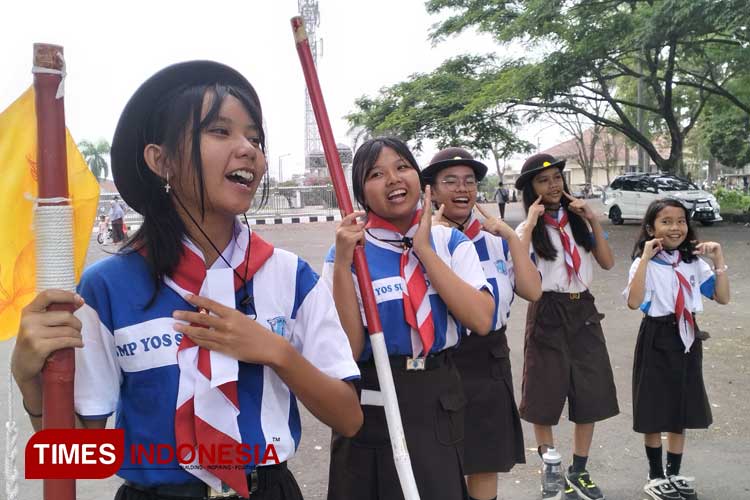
[346,55,533,179]
[530,90,611,187]
[427,0,750,174]
[78,139,111,181]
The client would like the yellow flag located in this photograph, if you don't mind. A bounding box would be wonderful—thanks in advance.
[0,87,100,341]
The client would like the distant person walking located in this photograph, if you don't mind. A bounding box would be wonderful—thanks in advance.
[109,195,126,243]
[493,182,510,218]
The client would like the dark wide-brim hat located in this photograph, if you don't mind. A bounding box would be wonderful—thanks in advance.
[111,60,260,215]
[422,147,488,184]
[514,153,566,190]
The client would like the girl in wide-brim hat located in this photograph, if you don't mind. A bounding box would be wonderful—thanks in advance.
[12,60,363,500]
[514,152,619,500]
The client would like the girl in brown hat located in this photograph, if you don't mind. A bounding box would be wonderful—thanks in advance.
[11,61,363,500]
[514,153,619,500]
[423,147,542,500]
[324,137,495,500]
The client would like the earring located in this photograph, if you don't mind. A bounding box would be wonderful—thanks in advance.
[164,170,171,193]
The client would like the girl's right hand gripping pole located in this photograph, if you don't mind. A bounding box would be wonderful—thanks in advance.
[290,16,420,500]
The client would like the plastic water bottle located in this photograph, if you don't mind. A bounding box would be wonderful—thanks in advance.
[541,447,565,499]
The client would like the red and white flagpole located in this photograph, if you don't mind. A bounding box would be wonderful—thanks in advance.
[291,17,420,500]
[33,42,77,500]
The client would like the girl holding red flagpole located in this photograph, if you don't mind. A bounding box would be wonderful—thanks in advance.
[626,198,729,500]
[324,137,495,500]
[12,60,362,500]
[514,153,618,500]
[422,147,542,500]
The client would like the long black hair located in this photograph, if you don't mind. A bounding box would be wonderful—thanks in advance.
[351,136,422,211]
[631,198,698,262]
[122,82,269,305]
[521,173,593,260]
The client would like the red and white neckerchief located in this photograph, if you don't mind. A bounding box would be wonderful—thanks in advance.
[462,214,482,241]
[165,225,274,497]
[543,207,582,284]
[365,210,435,357]
[654,251,695,353]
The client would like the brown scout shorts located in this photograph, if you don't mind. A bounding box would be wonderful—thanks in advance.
[453,327,525,474]
[520,291,619,425]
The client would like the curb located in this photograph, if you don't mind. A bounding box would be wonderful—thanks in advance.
[250,214,342,225]
[96,214,343,235]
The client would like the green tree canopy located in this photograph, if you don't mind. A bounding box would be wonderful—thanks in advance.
[426,0,750,174]
[346,55,533,178]
[78,139,111,180]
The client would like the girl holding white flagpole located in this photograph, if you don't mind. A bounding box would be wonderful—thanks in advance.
[323,137,495,500]
[626,198,729,500]
[12,60,363,500]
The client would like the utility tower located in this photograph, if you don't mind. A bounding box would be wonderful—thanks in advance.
[298,0,326,178]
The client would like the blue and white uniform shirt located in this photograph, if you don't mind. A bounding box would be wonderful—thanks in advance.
[471,229,515,331]
[72,225,359,486]
[322,225,491,361]
[515,218,594,293]
[624,254,716,315]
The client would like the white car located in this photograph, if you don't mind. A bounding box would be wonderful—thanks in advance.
[603,174,722,226]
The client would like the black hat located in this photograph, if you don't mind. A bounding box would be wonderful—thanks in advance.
[514,153,566,190]
[422,147,488,184]
[111,60,260,215]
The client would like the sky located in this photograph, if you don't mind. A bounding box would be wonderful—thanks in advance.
[1,0,567,181]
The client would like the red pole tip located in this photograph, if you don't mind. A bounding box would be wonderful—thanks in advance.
[291,16,308,43]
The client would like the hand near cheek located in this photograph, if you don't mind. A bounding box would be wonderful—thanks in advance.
[414,185,441,257]
[475,203,514,239]
[642,238,663,260]
[526,195,545,226]
[563,192,594,220]
[693,241,723,261]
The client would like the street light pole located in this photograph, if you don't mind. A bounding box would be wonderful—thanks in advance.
[278,153,291,183]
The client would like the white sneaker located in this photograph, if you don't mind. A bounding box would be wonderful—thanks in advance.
[644,477,681,500]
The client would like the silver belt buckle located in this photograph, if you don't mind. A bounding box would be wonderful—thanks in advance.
[208,482,239,498]
[406,357,426,371]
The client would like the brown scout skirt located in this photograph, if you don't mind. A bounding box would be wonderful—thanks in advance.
[327,350,469,500]
[632,314,712,434]
[453,327,525,474]
[520,290,619,425]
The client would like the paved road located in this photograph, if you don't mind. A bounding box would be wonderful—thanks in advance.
[2,200,749,500]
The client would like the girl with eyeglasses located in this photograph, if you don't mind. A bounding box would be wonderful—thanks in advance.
[423,147,542,500]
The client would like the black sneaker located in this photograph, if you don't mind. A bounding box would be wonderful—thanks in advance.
[644,477,681,500]
[566,468,605,500]
[668,475,697,500]
[564,484,580,499]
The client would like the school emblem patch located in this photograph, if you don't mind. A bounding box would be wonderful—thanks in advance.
[267,316,288,337]
[495,260,508,275]
[690,275,696,287]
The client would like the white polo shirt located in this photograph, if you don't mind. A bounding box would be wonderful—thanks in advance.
[515,218,594,293]
[624,254,716,315]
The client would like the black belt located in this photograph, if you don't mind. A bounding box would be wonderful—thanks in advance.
[543,290,592,301]
[123,462,287,499]
[359,348,452,372]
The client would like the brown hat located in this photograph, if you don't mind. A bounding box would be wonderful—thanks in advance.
[422,147,488,184]
[514,153,566,190]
